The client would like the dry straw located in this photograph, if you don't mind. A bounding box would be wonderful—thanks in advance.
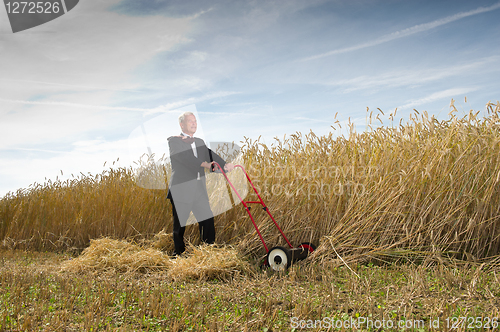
[60,237,252,281]
[60,238,170,274]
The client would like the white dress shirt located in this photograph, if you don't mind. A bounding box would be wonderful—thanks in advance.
[182,132,200,180]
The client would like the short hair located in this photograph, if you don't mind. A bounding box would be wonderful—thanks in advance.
[178,111,195,124]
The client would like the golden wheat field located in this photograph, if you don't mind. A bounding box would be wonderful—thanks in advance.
[1,102,500,331]
[2,102,500,263]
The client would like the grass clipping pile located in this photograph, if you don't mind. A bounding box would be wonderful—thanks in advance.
[61,237,251,281]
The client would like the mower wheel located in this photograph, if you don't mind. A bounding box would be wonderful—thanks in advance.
[267,246,291,271]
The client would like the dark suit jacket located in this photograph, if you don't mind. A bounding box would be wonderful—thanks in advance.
[167,135,226,204]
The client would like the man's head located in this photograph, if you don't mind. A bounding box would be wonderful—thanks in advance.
[179,112,197,136]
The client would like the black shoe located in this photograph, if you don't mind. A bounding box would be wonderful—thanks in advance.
[171,251,184,258]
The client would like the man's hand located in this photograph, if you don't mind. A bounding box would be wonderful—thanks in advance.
[201,161,234,172]
[224,163,235,172]
[201,161,212,169]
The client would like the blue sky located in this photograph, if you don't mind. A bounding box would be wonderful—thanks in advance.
[1,0,499,197]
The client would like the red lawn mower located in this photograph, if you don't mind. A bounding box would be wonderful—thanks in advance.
[212,162,316,271]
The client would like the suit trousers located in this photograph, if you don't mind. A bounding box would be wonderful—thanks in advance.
[169,181,215,255]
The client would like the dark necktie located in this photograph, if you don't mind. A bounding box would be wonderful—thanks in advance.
[181,136,195,144]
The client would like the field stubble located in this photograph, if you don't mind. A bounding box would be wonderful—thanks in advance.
[0,249,499,331]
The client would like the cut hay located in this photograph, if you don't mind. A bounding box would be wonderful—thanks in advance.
[167,243,252,281]
[149,229,174,252]
[60,238,169,274]
[60,237,251,281]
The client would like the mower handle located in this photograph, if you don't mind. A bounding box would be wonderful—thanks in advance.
[210,162,293,251]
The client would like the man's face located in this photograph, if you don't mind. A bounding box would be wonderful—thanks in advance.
[180,114,197,136]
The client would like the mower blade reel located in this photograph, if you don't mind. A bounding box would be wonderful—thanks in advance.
[290,247,312,262]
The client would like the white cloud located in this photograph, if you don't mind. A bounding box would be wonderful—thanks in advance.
[0,137,131,197]
[321,56,499,93]
[0,9,192,88]
[0,1,195,93]
[0,2,200,149]
[397,87,478,110]
[145,91,241,116]
[0,104,109,148]
[0,97,151,112]
[300,2,500,61]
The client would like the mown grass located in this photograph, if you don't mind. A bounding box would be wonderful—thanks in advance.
[1,249,499,331]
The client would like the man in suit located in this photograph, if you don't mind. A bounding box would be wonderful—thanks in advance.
[167,111,234,256]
